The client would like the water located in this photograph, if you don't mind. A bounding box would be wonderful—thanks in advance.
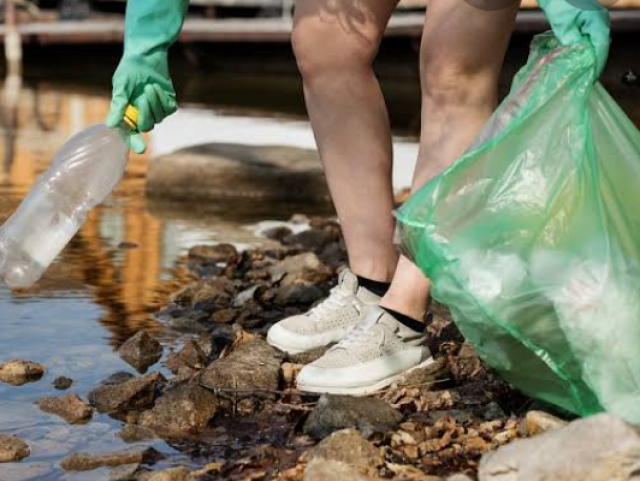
[0,43,639,479]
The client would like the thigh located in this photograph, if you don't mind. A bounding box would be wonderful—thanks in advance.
[421,0,521,78]
[293,0,401,64]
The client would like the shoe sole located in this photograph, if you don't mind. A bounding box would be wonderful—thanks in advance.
[296,357,436,397]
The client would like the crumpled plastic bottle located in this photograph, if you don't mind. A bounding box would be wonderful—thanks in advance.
[0,106,138,289]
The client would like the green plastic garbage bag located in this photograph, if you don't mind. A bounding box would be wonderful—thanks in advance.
[396,32,640,423]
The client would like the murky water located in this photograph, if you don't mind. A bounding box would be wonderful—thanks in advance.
[0,39,639,479]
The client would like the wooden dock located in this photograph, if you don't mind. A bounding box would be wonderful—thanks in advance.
[0,9,638,46]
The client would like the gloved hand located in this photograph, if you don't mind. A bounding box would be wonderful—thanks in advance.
[538,0,611,79]
[106,0,189,154]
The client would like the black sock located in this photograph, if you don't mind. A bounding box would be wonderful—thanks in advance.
[356,276,391,297]
[382,307,425,333]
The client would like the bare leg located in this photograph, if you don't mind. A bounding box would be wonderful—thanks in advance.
[380,0,521,320]
[292,0,400,282]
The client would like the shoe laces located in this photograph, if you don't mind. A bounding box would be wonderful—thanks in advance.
[331,310,384,351]
[308,284,353,320]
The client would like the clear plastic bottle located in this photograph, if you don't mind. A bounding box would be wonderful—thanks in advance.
[0,107,137,289]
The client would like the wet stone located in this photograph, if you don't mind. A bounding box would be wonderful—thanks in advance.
[188,243,239,265]
[267,252,325,284]
[36,394,93,424]
[110,463,146,481]
[88,372,165,413]
[0,360,45,386]
[117,425,158,443]
[60,447,165,471]
[199,338,284,401]
[118,330,164,373]
[275,284,324,306]
[263,226,293,241]
[167,317,210,335]
[53,376,74,390]
[210,308,237,324]
[140,384,218,434]
[304,395,402,440]
[166,339,208,374]
[101,371,136,386]
[283,229,332,251]
[0,434,30,463]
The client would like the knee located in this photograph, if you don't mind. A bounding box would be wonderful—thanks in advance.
[420,55,497,109]
[292,20,377,82]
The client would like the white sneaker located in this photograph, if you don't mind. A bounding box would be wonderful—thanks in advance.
[296,306,433,396]
[267,269,381,354]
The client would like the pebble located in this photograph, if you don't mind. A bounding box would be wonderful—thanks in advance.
[0,434,30,463]
[52,376,74,390]
[118,330,163,373]
[307,429,382,476]
[304,395,402,440]
[36,394,93,424]
[0,360,45,386]
[60,447,165,471]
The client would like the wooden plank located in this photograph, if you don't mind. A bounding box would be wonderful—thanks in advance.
[1,9,638,45]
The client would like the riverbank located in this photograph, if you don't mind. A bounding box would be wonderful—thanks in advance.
[4,215,640,480]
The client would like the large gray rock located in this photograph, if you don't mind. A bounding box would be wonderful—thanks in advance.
[88,372,165,413]
[36,394,93,424]
[146,143,330,203]
[60,447,164,471]
[140,384,218,434]
[199,338,284,400]
[304,395,402,440]
[479,414,640,481]
[118,331,163,373]
[0,360,45,386]
[0,434,30,463]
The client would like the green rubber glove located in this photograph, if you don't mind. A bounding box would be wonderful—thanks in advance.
[106,0,189,154]
[538,0,611,79]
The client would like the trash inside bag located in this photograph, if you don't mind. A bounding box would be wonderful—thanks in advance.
[396,32,640,423]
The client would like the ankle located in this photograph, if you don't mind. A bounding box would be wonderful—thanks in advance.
[380,289,430,322]
[349,259,397,284]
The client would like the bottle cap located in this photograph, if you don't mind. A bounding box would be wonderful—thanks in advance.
[123,105,139,131]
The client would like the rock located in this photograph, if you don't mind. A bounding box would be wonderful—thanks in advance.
[307,429,382,475]
[233,285,265,307]
[138,467,195,481]
[283,229,332,251]
[166,339,208,374]
[167,317,210,335]
[117,425,158,443]
[288,346,329,365]
[110,463,146,481]
[188,244,238,265]
[0,434,30,463]
[447,476,474,481]
[275,284,324,306]
[479,414,640,481]
[36,394,93,424]
[53,376,74,390]
[393,358,449,388]
[118,331,163,373]
[386,463,443,480]
[263,226,293,241]
[60,447,164,471]
[146,143,330,203]
[101,371,136,386]
[524,410,568,437]
[140,384,218,434]
[0,360,45,386]
[304,459,380,481]
[210,309,237,324]
[200,338,284,400]
[88,372,165,413]
[304,395,402,440]
[267,252,325,284]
